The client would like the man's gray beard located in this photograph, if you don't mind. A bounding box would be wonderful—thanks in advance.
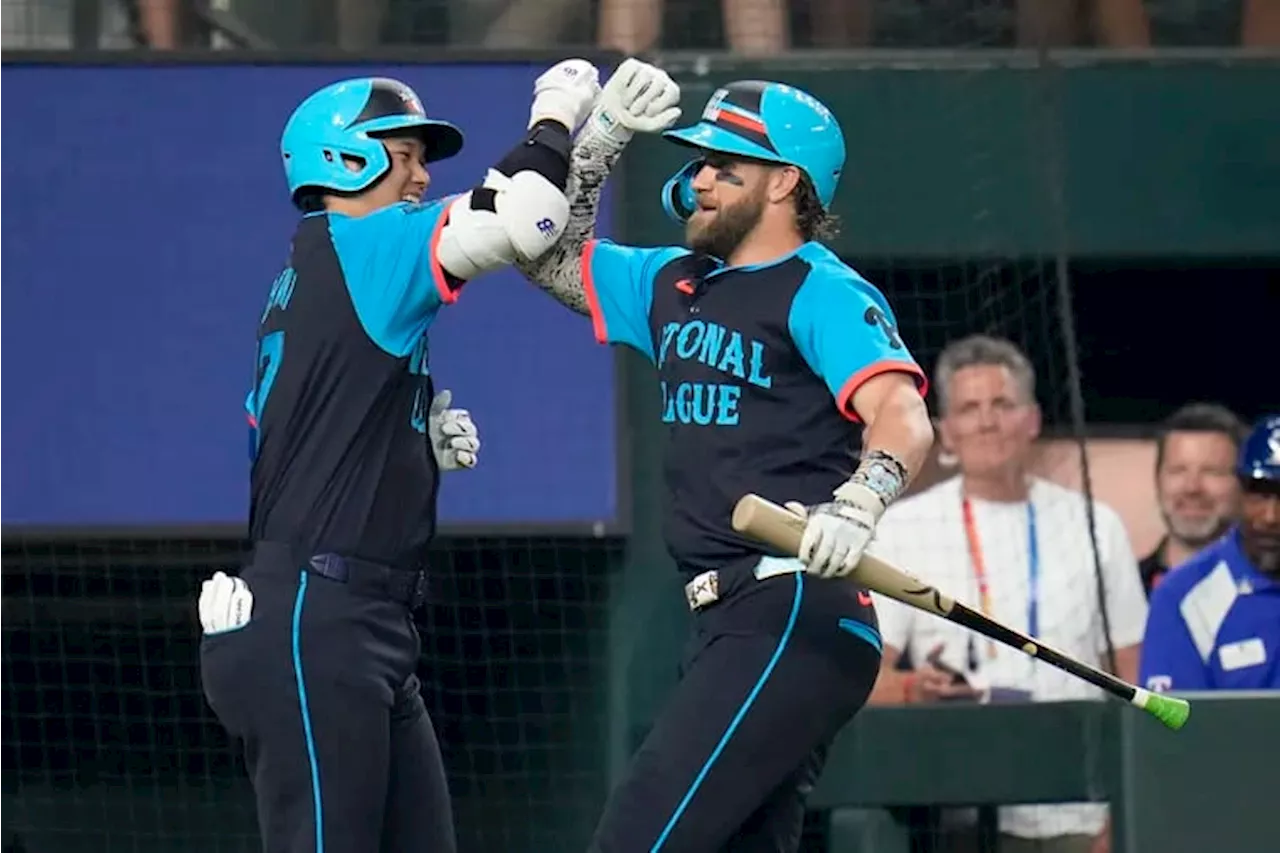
[1162,512,1229,550]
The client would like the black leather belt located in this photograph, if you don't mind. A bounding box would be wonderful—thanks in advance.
[253,542,428,609]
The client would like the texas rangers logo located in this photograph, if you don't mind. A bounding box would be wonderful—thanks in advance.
[1268,427,1280,465]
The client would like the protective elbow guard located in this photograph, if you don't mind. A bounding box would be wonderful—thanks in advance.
[435,169,570,281]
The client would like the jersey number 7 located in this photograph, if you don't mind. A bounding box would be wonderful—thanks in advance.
[246,331,284,461]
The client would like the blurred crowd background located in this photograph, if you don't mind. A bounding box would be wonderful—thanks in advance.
[4,0,1280,52]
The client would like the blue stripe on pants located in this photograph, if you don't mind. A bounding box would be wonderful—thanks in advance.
[650,572,805,852]
[837,617,883,653]
[291,571,324,853]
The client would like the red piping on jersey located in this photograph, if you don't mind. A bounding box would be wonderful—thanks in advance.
[580,240,609,344]
[835,360,929,423]
[429,197,461,305]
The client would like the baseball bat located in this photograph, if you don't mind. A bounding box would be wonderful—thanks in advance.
[730,493,1190,731]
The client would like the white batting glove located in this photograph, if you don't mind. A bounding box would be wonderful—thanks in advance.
[785,484,885,579]
[529,59,602,133]
[584,58,682,151]
[428,390,479,471]
[198,571,253,635]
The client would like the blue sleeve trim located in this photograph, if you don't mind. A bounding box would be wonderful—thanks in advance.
[329,200,451,357]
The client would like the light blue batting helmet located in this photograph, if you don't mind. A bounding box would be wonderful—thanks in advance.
[660,80,846,224]
[281,77,464,207]
[1238,414,1280,485]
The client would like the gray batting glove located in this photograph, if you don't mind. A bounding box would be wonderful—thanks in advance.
[428,390,479,471]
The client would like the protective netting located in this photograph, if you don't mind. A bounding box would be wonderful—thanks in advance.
[2,535,621,853]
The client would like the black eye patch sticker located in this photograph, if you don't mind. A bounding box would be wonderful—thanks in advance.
[702,156,745,186]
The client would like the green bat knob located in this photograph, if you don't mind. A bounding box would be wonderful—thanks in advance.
[1139,691,1191,731]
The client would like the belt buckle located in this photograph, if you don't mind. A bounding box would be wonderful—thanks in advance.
[309,553,349,583]
[684,570,720,611]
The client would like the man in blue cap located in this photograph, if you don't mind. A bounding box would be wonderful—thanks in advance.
[1140,414,1280,693]
[519,59,936,851]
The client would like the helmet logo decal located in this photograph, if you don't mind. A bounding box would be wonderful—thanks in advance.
[695,84,778,154]
[1268,428,1280,465]
[399,89,425,117]
[703,88,766,135]
[703,89,729,121]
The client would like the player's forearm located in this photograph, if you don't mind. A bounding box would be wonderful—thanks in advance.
[859,383,934,484]
[834,379,933,512]
[516,122,626,316]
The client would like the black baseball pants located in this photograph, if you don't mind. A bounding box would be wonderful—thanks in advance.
[199,543,454,853]
[589,564,883,853]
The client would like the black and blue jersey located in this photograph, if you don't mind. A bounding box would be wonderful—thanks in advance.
[581,239,927,573]
[246,199,460,567]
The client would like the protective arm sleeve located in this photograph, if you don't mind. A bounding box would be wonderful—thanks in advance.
[514,117,625,316]
[787,274,927,422]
